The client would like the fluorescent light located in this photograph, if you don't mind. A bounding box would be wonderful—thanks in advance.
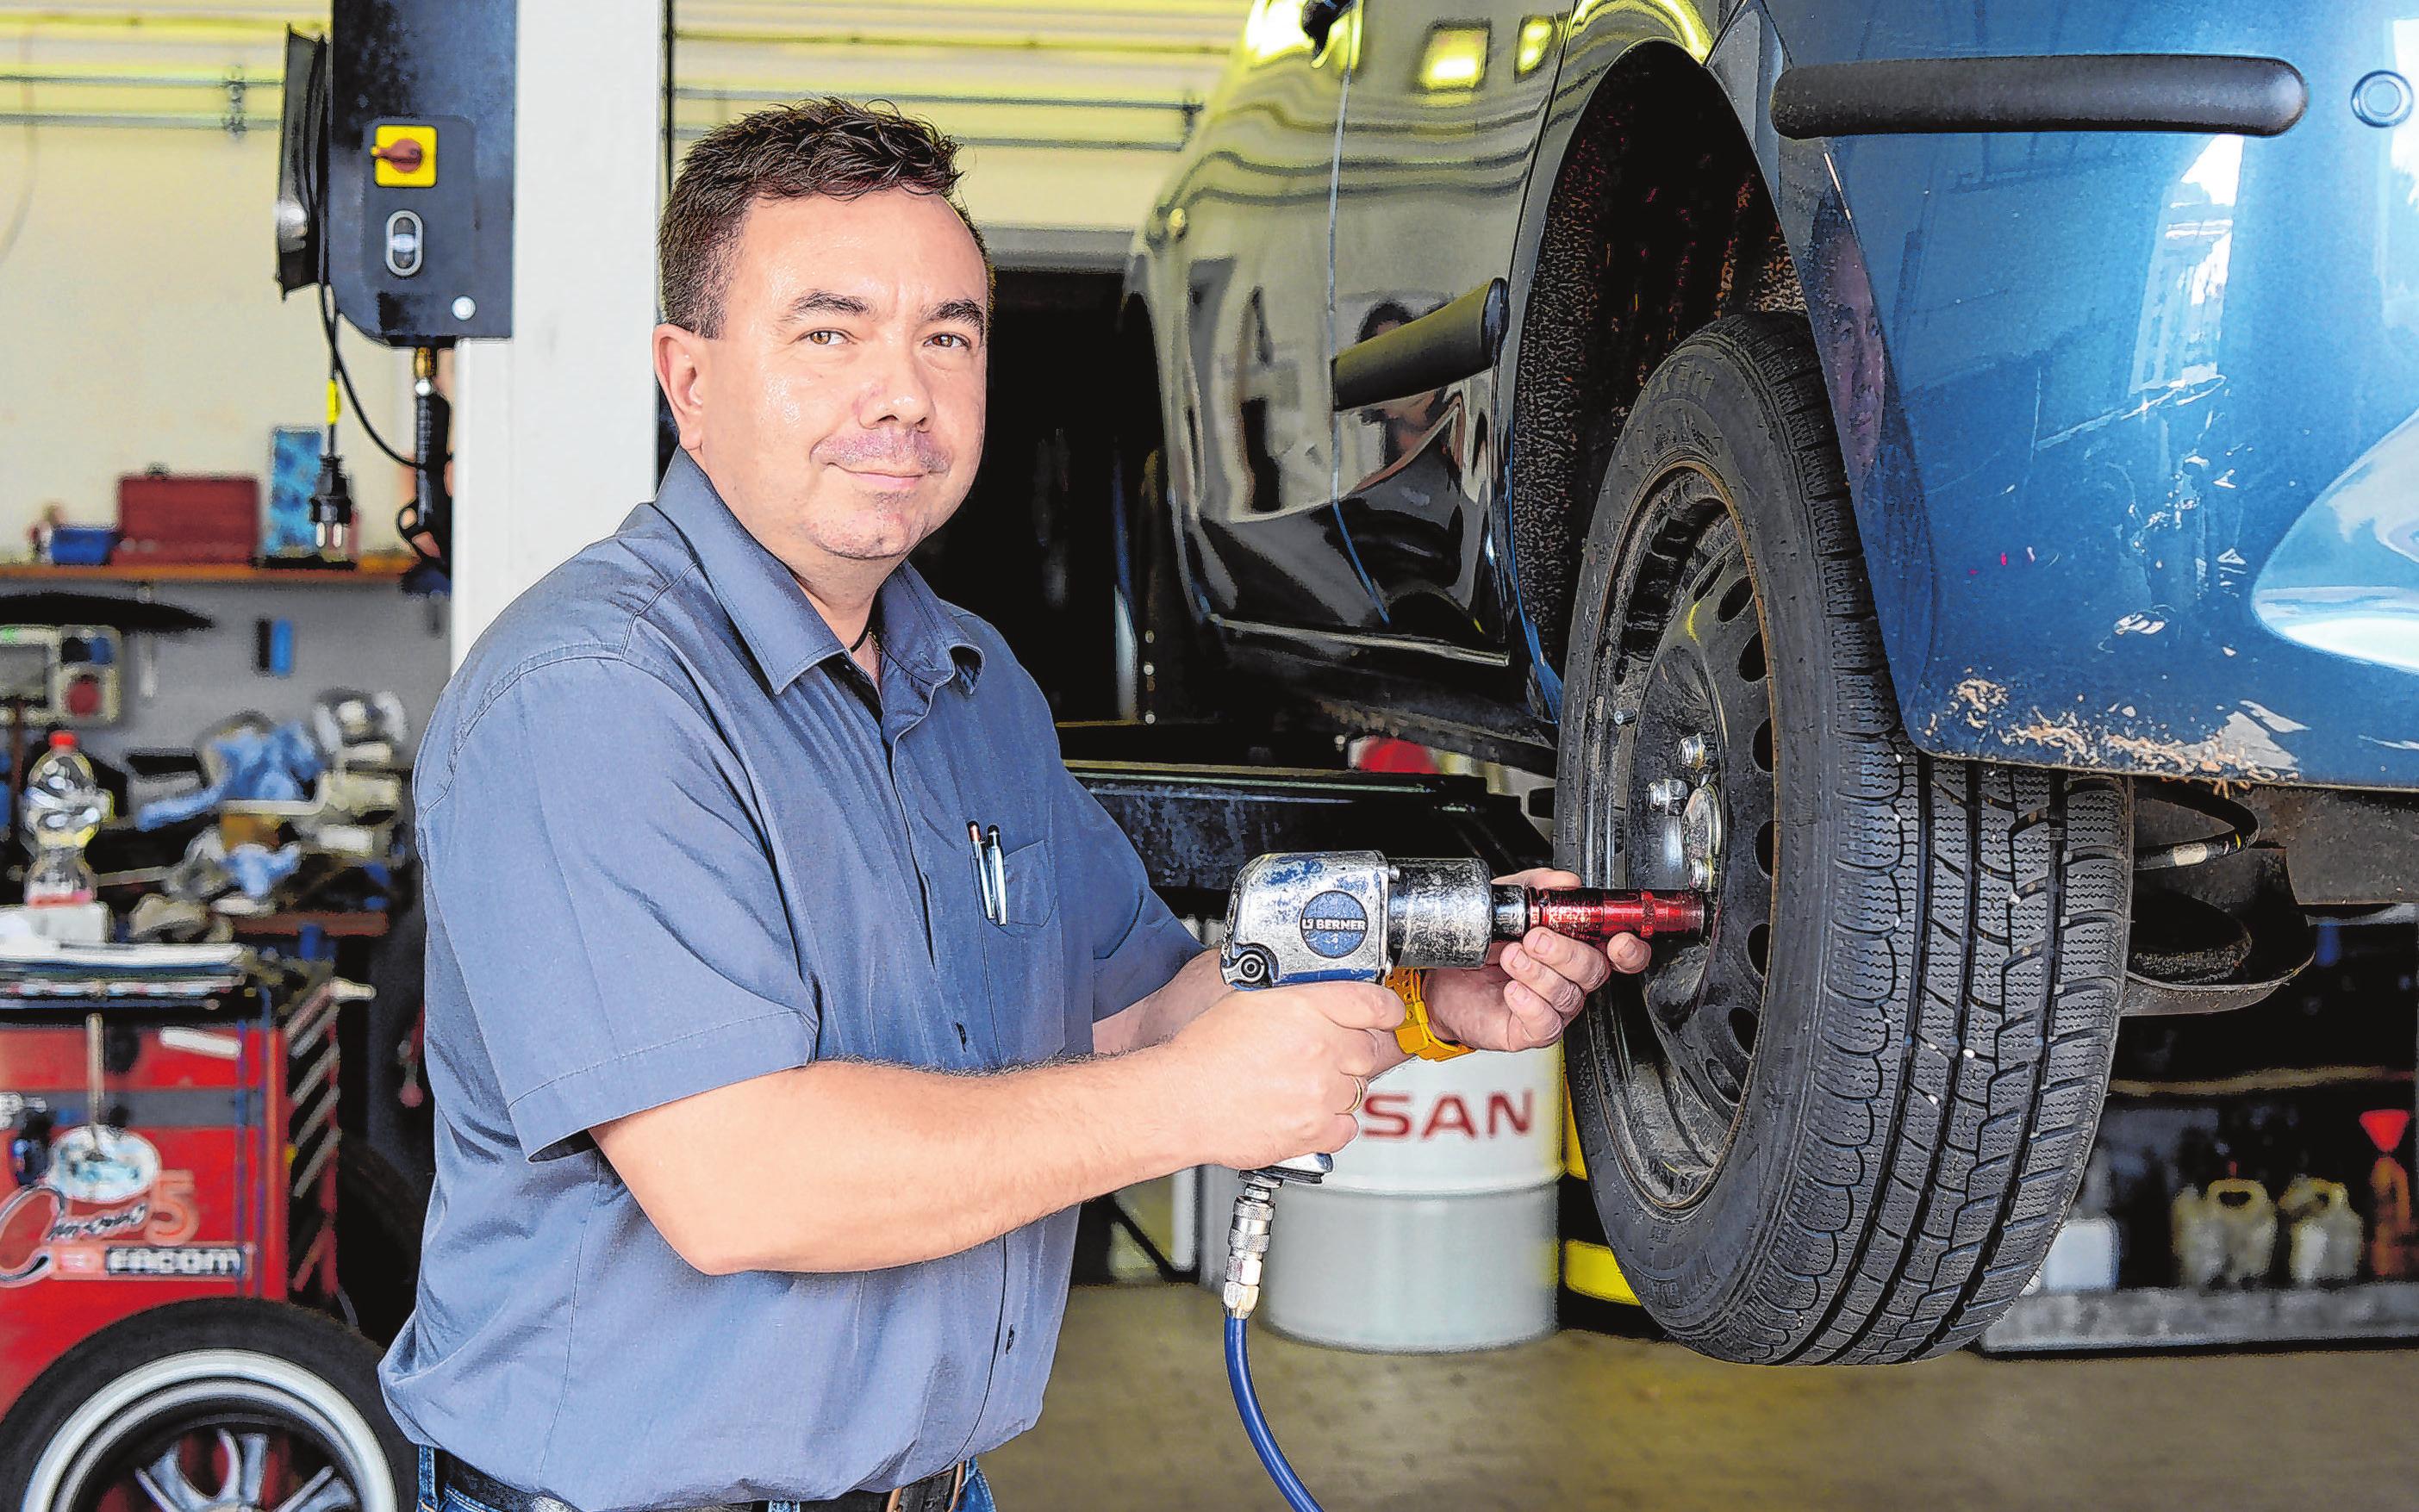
[1516,16,1557,76]
[1418,24,1490,92]
[1242,0,1310,65]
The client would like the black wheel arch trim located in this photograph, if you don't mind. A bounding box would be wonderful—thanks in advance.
[1769,53,2308,140]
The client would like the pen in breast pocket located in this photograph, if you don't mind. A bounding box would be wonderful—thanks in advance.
[967,821,999,922]
[986,824,1007,924]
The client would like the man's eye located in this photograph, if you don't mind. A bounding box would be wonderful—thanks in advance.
[929,333,971,351]
[804,329,847,346]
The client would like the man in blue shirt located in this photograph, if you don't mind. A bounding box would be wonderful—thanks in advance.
[379,98,1647,1512]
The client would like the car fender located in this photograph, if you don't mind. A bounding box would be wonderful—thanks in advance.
[1507,0,2419,791]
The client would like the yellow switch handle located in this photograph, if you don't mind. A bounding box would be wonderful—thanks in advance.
[1386,967,1470,1061]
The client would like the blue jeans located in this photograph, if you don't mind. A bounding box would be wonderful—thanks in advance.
[417,1448,994,1512]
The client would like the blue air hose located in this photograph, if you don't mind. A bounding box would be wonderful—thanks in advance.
[1224,1314,1325,1512]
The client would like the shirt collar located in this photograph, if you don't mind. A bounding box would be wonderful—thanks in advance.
[652,450,984,695]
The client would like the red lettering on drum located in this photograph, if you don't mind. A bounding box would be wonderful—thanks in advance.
[1486,1092,1534,1136]
[1422,1095,1477,1140]
[1360,1092,1413,1139]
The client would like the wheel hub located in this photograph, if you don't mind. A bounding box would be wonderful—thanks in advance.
[115,1425,358,1512]
[1644,745,1723,886]
[1596,509,1780,1205]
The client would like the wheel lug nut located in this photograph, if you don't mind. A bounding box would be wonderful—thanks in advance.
[1679,733,1714,771]
[1647,778,1689,814]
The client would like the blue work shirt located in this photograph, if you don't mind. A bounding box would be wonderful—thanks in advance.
[377,451,1201,1509]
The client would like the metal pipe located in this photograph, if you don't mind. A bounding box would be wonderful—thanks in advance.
[4,111,1183,148]
[676,83,1200,115]
[0,70,277,90]
[672,123,1181,151]
[0,110,239,130]
[2135,824,2257,873]
[0,13,288,41]
[0,72,1204,121]
[8,3,1241,51]
[670,25,1229,59]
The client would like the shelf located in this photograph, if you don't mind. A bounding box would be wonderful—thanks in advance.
[1980,1280,2419,1353]
[0,557,417,585]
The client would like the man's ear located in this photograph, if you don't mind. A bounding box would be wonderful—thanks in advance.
[653,323,711,452]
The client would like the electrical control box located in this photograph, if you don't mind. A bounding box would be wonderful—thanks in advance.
[313,0,515,344]
[0,626,123,726]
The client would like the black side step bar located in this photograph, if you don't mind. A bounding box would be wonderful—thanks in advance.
[1331,277,1510,411]
[1770,53,2307,140]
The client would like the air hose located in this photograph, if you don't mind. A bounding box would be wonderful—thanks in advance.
[1222,1170,1328,1512]
[1225,1316,1323,1512]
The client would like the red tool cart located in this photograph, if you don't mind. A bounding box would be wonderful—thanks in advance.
[0,970,413,1512]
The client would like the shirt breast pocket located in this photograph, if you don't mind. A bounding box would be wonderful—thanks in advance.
[981,834,1067,1063]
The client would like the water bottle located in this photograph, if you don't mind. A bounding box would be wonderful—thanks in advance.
[24,846,96,907]
[22,731,106,905]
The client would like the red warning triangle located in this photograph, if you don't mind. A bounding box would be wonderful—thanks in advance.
[2360,1108,2411,1154]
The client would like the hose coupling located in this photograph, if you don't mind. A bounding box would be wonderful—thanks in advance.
[1223,1171,1284,1319]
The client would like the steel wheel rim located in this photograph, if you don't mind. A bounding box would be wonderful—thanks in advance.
[26,1352,391,1512]
[1580,465,1779,1210]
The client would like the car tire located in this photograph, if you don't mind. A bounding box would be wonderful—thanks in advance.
[1554,312,2132,1363]
[337,1143,427,1347]
[0,1298,413,1512]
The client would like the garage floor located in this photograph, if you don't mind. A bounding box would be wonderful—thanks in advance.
[983,1285,2419,1511]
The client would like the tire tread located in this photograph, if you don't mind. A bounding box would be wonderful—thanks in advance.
[1565,313,2129,1365]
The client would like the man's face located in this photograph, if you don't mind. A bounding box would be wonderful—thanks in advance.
[1815,241,1885,482]
[661,188,988,576]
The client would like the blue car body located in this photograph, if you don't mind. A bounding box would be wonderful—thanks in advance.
[1125,0,2419,793]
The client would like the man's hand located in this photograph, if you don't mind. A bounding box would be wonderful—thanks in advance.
[1161,980,1405,1170]
[1423,868,1651,1052]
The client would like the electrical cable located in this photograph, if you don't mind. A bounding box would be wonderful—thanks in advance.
[1224,1316,1325,1512]
[290,37,447,575]
[292,40,439,478]
[320,283,419,469]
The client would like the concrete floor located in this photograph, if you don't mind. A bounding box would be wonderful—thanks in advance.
[983,1285,2419,1511]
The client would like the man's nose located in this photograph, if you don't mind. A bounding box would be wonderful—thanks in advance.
[856,338,933,429]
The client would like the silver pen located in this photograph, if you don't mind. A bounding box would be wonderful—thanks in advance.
[967,820,999,923]
[985,824,1008,924]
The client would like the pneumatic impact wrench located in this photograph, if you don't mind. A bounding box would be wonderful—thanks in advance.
[1212,851,1705,1510]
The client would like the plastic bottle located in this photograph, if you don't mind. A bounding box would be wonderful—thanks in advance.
[22,731,105,905]
[23,846,96,906]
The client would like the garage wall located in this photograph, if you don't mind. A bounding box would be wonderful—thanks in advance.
[81,584,453,803]
[0,0,1244,653]
[0,107,415,554]
[672,2,1237,244]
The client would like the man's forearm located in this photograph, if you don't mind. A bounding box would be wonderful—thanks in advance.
[1093,948,1224,1056]
[595,1047,1201,1275]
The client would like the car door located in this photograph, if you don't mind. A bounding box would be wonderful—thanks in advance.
[1169,0,1371,634]
[1328,0,1567,650]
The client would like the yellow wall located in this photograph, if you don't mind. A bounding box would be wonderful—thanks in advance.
[671,2,1237,234]
[0,1,1244,555]
[0,117,414,551]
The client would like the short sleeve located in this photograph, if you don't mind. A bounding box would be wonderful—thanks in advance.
[1050,767,1204,1020]
[421,655,814,1160]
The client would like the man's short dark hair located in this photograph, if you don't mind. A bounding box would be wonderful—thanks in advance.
[659,96,986,338]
